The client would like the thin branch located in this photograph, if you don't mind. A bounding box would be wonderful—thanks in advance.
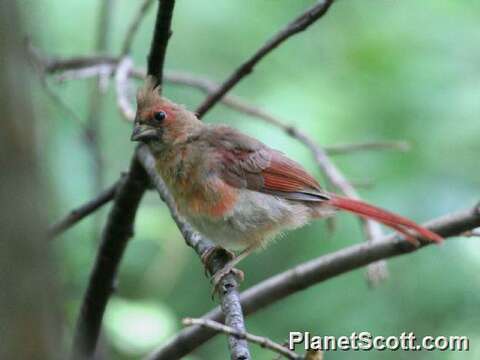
[115,57,136,121]
[136,146,251,360]
[195,0,335,118]
[121,0,156,56]
[71,1,177,358]
[146,203,480,360]
[462,229,480,237]
[45,55,118,74]
[183,318,300,360]
[48,180,119,239]
[147,0,175,86]
[323,140,410,156]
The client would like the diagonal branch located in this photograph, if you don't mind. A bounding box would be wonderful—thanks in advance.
[182,318,300,360]
[323,141,410,156]
[48,180,119,239]
[121,0,156,56]
[71,158,148,358]
[146,203,480,360]
[195,0,335,118]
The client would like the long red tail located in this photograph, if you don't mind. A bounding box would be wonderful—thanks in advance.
[327,195,443,244]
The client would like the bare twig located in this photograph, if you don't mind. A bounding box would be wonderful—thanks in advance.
[136,146,251,360]
[71,1,177,358]
[44,55,117,73]
[48,180,119,239]
[121,0,156,56]
[146,203,480,360]
[323,140,410,156]
[195,0,335,117]
[115,57,136,121]
[462,229,480,237]
[183,318,300,360]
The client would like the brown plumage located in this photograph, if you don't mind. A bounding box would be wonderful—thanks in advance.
[131,79,442,285]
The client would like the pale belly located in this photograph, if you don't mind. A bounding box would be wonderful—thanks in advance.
[181,189,314,251]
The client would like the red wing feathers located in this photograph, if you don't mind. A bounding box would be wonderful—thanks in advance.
[212,126,442,244]
[212,126,328,201]
[261,151,329,201]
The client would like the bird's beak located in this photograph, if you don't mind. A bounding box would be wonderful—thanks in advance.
[131,124,159,142]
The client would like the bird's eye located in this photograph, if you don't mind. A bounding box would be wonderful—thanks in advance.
[153,111,166,122]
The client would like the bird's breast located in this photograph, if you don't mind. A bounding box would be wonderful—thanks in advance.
[178,178,238,218]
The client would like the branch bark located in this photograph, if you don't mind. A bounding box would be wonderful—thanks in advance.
[146,203,480,360]
[48,180,119,239]
[147,0,175,86]
[183,318,300,360]
[195,0,335,118]
[71,159,148,358]
[121,0,156,56]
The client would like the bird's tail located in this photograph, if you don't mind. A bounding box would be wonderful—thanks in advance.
[326,195,443,245]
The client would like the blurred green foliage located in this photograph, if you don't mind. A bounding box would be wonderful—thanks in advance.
[27,0,479,359]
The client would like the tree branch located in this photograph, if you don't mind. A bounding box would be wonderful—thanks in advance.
[115,57,136,121]
[182,318,300,360]
[146,203,480,360]
[48,180,119,239]
[121,0,156,56]
[195,0,335,118]
[323,140,410,156]
[147,0,175,86]
[136,146,251,360]
[71,1,177,358]
[71,158,148,358]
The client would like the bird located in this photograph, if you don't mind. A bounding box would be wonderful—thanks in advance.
[131,77,442,287]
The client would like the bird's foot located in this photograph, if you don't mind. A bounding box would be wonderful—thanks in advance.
[211,263,244,298]
[200,246,236,277]
[200,246,245,298]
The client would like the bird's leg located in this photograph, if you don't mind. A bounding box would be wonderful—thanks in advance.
[200,245,237,278]
[211,244,259,294]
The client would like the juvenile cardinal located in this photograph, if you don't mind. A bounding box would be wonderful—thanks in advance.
[131,78,442,285]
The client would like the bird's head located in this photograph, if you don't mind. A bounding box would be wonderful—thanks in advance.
[131,76,201,151]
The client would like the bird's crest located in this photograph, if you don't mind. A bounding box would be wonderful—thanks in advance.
[136,76,162,109]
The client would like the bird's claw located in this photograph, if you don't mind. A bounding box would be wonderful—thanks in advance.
[210,266,244,299]
[200,246,244,299]
[200,246,235,278]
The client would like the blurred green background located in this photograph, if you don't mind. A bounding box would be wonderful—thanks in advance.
[27,0,478,359]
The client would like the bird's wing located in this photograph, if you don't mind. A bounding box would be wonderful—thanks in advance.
[209,126,329,202]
